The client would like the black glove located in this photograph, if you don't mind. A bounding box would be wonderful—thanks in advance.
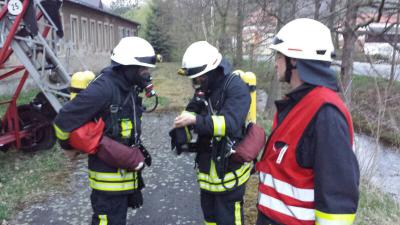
[139,144,152,167]
[58,139,73,150]
[128,190,143,209]
[169,127,192,155]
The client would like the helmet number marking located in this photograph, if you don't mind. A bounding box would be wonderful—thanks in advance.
[8,0,23,16]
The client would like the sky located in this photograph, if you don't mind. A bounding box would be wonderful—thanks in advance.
[101,0,112,7]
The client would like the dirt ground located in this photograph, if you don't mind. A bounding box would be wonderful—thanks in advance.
[8,113,204,225]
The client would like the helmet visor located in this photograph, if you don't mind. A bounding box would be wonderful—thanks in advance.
[272,37,284,45]
[135,56,157,65]
[186,65,207,77]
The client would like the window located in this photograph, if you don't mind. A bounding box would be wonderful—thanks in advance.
[55,12,65,54]
[110,24,114,48]
[104,23,109,50]
[89,19,96,50]
[70,15,79,49]
[81,18,88,47]
[97,21,103,51]
[118,26,124,39]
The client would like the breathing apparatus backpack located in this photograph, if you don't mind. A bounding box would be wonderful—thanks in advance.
[69,71,96,100]
[206,70,264,190]
[230,70,266,164]
[68,71,102,154]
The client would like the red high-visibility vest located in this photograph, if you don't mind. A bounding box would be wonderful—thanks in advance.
[256,87,354,225]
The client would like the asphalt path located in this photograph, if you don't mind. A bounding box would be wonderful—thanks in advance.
[9,113,204,225]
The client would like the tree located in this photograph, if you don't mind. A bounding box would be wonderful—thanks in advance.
[234,0,244,66]
[145,0,173,61]
[110,0,139,15]
[339,0,386,104]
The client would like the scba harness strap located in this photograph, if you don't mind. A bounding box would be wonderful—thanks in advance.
[207,74,249,191]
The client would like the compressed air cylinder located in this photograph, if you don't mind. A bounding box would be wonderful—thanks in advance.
[240,71,257,123]
[70,71,95,100]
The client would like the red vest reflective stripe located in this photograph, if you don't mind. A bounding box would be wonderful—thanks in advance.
[256,87,354,225]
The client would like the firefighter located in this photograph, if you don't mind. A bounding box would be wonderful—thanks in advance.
[256,18,360,225]
[53,36,156,225]
[172,41,251,225]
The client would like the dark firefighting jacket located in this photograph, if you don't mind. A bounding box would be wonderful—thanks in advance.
[54,66,143,195]
[185,59,251,193]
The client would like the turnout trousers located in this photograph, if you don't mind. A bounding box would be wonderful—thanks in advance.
[90,190,129,225]
[201,184,246,225]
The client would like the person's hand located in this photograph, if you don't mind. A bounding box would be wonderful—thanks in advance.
[128,191,143,209]
[63,150,80,160]
[173,113,196,128]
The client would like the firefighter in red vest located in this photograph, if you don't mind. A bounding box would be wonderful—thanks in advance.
[256,18,360,225]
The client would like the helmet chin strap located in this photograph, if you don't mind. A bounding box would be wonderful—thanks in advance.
[284,56,296,83]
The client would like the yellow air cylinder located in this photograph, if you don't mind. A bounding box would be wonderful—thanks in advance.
[70,71,95,100]
[240,71,257,123]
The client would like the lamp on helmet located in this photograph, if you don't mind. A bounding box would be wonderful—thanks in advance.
[178,41,222,79]
[269,18,335,62]
[111,37,157,68]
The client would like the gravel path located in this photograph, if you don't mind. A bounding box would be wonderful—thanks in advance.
[9,113,203,225]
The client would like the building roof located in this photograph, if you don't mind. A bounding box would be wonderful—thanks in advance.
[66,0,140,26]
[77,0,103,9]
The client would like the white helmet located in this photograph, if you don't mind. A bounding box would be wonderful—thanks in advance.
[269,18,335,62]
[179,41,222,79]
[111,36,156,67]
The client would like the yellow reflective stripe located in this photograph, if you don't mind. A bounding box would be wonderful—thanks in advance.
[198,170,250,192]
[315,210,356,225]
[184,126,191,140]
[88,169,136,182]
[204,222,217,225]
[120,119,132,138]
[235,201,242,225]
[53,124,70,140]
[89,178,138,191]
[198,162,251,183]
[211,115,225,136]
[181,110,196,116]
[98,214,108,225]
[197,163,251,192]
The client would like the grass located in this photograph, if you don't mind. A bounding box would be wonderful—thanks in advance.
[0,89,70,221]
[355,182,400,225]
[151,62,193,111]
[0,89,40,116]
[0,146,70,221]
[351,75,400,148]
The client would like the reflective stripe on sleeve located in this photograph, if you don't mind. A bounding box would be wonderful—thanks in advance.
[53,124,70,140]
[315,210,356,225]
[181,110,196,116]
[211,115,225,136]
